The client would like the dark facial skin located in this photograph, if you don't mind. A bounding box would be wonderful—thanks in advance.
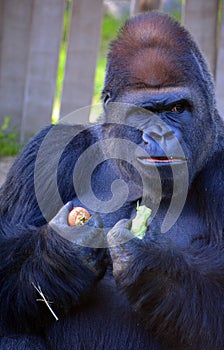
[103,88,192,188]
[105,88,192,157]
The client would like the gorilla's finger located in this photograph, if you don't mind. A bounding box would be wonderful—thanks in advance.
[107,219,134,247]
[86,213,103,228]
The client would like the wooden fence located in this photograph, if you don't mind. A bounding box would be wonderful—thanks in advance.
[0,0,103,142]
[0,0,223,142]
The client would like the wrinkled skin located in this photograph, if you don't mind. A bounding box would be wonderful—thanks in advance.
[1,12,224,350]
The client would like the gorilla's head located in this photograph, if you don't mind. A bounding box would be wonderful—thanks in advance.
[102,12,219,192]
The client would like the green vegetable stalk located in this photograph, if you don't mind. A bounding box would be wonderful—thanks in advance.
[131,203,152,239]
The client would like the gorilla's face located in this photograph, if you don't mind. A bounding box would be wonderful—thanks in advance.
[102,13,217,199]
[104,87,215,190]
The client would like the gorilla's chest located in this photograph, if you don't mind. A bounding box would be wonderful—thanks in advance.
[48,270,163,350]
[149,204,207,249]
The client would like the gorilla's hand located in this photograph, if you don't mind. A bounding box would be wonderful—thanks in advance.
[1,202,108,328]
[50,201,105,246]
[49,201,107,277]
[107,219,141,278]
[107,219,162,280]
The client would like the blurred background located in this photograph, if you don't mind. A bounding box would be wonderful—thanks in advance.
[0,0,223,157]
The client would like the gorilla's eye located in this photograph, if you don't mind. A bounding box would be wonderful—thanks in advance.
[170,103,185,113]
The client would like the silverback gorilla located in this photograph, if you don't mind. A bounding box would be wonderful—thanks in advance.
[0,12,224,350]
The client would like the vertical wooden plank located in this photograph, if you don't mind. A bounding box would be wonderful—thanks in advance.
[21,0,65,142]
[130,0,140,15]
[183,0,219,75]
[0,0,4,70]
[216,2,224,118]
[0,0,32,132]
[60,0,103,121]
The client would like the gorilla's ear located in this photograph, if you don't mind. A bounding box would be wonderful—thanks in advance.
[102,91,112,106]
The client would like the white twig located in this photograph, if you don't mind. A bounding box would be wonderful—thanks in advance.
[32,282,59,321]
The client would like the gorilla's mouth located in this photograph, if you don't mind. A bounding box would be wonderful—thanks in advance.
[137,157,187,165]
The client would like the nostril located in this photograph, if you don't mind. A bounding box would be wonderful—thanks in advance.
[165,130,175,139]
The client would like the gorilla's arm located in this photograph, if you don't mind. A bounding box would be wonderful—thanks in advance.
[108,221,224,350]
[0,125,106,331]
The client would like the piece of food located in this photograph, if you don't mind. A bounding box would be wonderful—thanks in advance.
[131,203,152,239]
[68,207,91,226]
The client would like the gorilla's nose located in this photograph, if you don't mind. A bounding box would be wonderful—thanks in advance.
[142,123,182,157]
[142,124,174,144]
[142,124,175,146]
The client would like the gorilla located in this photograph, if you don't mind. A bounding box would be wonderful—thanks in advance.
[1,12,224,350]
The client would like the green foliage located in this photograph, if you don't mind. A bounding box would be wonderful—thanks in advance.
[218,0,223,28]
[0,117,22,157]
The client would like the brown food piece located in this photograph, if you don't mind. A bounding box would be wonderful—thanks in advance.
[68,207,91,226]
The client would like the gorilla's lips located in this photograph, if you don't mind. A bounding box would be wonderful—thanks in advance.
[138,157,187,165]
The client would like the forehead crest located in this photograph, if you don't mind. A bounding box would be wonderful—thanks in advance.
[104,12,214,98]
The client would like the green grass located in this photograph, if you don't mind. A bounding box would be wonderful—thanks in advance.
[0,117,22,157]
